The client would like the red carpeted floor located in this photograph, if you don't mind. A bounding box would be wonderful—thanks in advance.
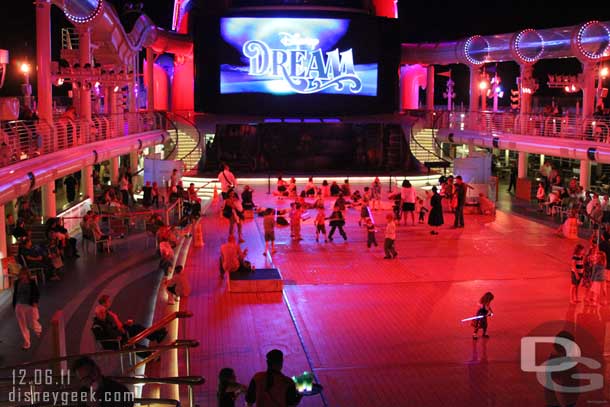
[183,184,609,406]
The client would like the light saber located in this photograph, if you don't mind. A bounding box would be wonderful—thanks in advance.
[461,313,493,322]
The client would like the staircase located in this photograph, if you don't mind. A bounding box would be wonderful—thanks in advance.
[407,126,452,174]
[166,113,203,173]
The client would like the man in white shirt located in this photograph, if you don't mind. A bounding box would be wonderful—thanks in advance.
[587,193,600,216]
[218,163,237,200]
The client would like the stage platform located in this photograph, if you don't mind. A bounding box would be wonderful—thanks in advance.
[182,181,609,407]
[228,268,283,293]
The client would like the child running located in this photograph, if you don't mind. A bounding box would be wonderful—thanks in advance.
[570,244,585,303]
[472,292,494,339]
[314,207,327,243]
[263,208,276,255]
[365,218,378,248]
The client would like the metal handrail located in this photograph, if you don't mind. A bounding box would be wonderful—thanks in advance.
[160,111,180,160]
[170,111,203,165]
[163,111,202,171]
[0,340,199,372]
[409,118,449,165]
[0,375,204,388]
[125,311,193,346]
[0,111,168,169]
[415,110,610,142]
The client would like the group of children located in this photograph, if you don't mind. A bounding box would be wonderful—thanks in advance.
[262,195,392,252]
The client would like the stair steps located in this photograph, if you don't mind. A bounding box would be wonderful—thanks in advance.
[409,128,452,173]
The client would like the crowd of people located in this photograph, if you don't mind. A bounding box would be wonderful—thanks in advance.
[216,164,487,275]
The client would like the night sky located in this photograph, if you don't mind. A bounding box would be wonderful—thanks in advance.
[0,2,609,108]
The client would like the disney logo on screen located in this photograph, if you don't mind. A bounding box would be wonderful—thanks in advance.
[242,33,363,95]
[278,33,319,49]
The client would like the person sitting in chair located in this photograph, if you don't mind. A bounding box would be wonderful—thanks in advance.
[97,295,167,344]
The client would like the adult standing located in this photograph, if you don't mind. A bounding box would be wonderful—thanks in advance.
[597,232,610,305]
[12,269,41,350]
[245,349,302,407]
[507,162,517,193]
[400,180,417,226]
[453,176,473,228]
[371,177,382,211]
[222,192,245,243]
[64,174,77,203]
[428,186,444,235]
[218,163,237,200]
[119,176,129,206]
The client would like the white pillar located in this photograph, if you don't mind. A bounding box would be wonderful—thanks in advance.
[42,183,56,219]
[110,157,120,185]
[146,48,155,111]
[79,28,92,143]
[469,66,479,112]
[582,62,596,118]
[540,154,545,166]
[36,0,52,124]
[580,159,591,190]
[426,65,434,111]
[129,56,137,113]
[129,151,140,188]
[0,204,6,289]
[504,149,510,166]
[519,64,534,115]
[82,165,94,201]
[518,151,528,178]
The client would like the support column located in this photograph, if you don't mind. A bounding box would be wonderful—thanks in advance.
[581,62,596,119]
[79,27,92,143]
[469,66,480,112]
[42,183,56,220]
[504,149,510,166]
[519,64,534,134]
[0,204,6,289]
[110,157,120,185]
[128,56,137,113]
[82,165,94,201]
[426,65,434,111]
[519,65,534,115]
[129,151,140,189]
[580,159,591,190]
[35,0,52,124]
[146,48,155,111]
[518,151,528,178]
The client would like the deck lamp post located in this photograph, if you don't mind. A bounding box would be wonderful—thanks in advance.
[20,62,32,110]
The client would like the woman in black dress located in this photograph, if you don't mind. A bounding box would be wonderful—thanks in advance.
[428,186,444,235]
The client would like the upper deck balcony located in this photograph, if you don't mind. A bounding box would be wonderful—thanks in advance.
[409,109,610,143]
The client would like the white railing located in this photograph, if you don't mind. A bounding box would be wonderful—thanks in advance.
[408,110,610,143]
[0,112,169,169]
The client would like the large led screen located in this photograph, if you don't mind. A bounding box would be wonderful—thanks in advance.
[194,12,400,115]
[219,17,378,96]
